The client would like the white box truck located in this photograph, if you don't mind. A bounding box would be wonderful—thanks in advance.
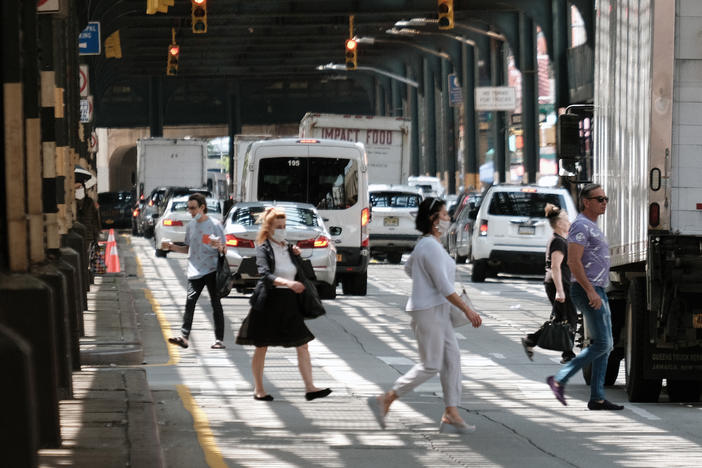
[557,0,702,403]
[299,113,411,185]
[232,135,271,201]
[136,138,208,200]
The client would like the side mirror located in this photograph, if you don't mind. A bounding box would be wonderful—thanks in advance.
[468,208,478,219]
[151,213,160,219]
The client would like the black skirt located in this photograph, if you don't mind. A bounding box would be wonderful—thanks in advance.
[236,288,314,347]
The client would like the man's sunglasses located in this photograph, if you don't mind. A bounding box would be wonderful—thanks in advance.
[587,196,609,203]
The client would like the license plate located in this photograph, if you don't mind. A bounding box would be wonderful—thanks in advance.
[336,254,343,262]
[694,314,702,329]
[384,216,399,227]
[518,225,535,235]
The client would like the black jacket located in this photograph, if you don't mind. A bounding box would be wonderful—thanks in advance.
[249,240,316,311]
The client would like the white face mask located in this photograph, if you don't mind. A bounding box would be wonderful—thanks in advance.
[437,219,451,235]
[75,188,85,200]
[193,212,203,221]
[271,228,286,243]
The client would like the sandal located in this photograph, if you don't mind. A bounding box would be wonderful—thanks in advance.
[168,336,188,348]
[211,341,226,349]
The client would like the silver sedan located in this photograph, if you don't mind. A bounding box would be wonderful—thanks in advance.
[223,201,337,299]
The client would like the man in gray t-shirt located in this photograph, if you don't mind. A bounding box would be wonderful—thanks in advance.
[547,183,623,411]
[166,193,227,350]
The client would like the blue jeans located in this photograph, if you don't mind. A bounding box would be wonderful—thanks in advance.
[554,283,613,401]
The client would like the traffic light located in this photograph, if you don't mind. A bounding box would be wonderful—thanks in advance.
[345,38,358,70]
[437,0,454,30]
[167,44,179,75]
[191,0,207,34]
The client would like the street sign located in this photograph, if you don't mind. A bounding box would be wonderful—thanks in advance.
[79,22,101,56]
[448,73,462,107]
[38,0,60,13]
[475,86,517,111]
[79,65,89,97]
[80,96,93,123]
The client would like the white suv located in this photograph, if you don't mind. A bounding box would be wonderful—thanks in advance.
[470,185,577,282]
[368,184,423,263]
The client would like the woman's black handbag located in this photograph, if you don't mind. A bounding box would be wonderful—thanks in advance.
[290,252,326,319]
[536,320,574,352]
[216,253,234,298]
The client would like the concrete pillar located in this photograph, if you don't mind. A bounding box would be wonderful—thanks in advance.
[491,39,507,184]
[52,250,81,371]
[520,13,539,184]
[31,261,73,400]
[422,57,437,176]
[0,324,38,468]
[441,58,456,194]
[408,63,420,177]
[0,274,61,448]
[61,231,87,325]
[462,43,479,190]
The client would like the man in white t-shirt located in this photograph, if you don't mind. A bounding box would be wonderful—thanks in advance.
[166,193,227,349]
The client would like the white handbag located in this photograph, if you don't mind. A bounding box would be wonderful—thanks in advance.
[450,288,475,328]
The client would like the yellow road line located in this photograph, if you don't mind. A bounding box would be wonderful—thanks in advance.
[176,384,228,468]
[143,288,180,366]
[134,251,144,278]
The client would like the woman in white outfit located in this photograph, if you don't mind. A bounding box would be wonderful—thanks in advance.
[368,197,482,433]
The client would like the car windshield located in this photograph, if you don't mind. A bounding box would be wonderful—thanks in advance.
[370,192,421,208]
[230,206,319,228]
[98,192,132,204]
[171,200,220,213]
[488,191,565,217]
[257,157,359,210]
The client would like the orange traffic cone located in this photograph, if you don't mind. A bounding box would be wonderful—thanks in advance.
[104,228,121,273]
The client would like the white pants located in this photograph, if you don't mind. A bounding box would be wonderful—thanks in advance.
[392,303,462,407]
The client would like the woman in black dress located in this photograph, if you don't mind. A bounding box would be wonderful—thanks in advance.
[236,207,331,402]
[521,203,579,363]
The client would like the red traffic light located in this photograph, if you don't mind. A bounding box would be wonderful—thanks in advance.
[168,45,180,56]
[345,39,357,51]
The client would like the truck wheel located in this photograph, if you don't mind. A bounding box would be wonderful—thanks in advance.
[317,282,337,300]
[582,343,622,386]
[387,252,402,264]
[667,380,702,403]
[625,278,662,402]
[471,260,488,283]
[455,255,467,264]
[144,227,153,239]
[342,273,367,296]
[155,249,168,258]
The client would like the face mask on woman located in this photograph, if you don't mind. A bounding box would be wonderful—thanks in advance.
[271,228,286,243]
[437,219,451,235]
[75,188,85,200]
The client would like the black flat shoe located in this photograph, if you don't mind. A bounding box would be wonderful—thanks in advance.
[253,394,274,401]
[587,399,623,410]
[305,388,332,401]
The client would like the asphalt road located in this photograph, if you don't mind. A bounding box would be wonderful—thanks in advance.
[127,236,702,468]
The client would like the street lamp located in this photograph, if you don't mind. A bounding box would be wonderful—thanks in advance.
[315,63,418,88]
[353,36,453,64]
[394,18,507,42]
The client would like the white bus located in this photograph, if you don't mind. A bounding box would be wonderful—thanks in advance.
[241,138,370,295]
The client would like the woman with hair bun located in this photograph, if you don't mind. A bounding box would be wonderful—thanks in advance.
[236,207,331,402]
[521,203,578,363]
[367,197,482,434]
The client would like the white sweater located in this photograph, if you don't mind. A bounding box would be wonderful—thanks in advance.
[404,236,456,311]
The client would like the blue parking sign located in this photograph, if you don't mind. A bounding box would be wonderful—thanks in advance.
[79,22,101,56]
[448,73,463,107]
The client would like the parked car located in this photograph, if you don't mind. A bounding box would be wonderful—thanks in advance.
[223,201,337,299]
[407,175,445,199]
[157,187,212,216]
[153,195,222,258]
[368,184,423,263]
[445,191,483,257]
[98,191,134,229]
[134,186,170,238]
[447,197,481,264]
[470,184,577,282]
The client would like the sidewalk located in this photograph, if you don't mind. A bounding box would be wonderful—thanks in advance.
[38,234,164,468]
